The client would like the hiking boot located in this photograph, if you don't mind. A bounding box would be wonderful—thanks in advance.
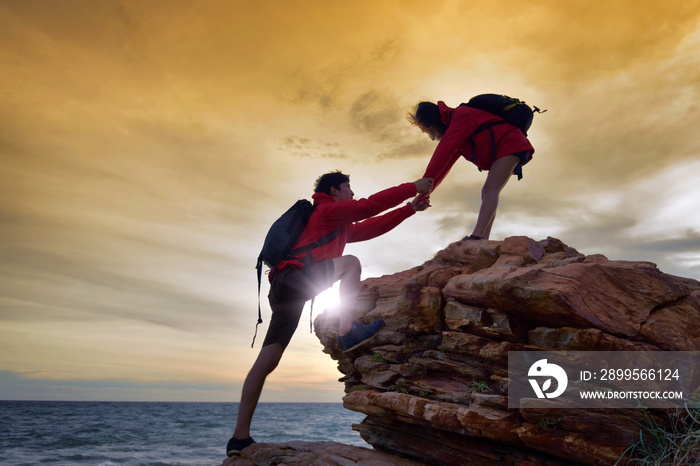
[226,436,256,457]
[461,234,483,241]
[338,320,385,352]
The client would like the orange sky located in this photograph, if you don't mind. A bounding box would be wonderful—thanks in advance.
[1,0,700,402]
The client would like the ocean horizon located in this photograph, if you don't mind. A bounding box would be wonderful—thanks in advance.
[0,400,368,465]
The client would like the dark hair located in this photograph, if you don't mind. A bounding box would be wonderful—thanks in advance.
[314,170,350,195]
[407,101,448,139]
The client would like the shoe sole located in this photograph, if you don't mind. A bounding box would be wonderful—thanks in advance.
[340,322,385,352]
[227,451,241,457]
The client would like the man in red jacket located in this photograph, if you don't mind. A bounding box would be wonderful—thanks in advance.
[227,171,433,456]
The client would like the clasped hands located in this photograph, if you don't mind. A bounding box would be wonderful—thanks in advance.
[412,177,433,212]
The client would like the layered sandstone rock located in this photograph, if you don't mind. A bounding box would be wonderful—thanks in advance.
[311,237,700,466]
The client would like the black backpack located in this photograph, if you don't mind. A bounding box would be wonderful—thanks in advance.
[461,94,546,179]
[253,199,339,346]
[463,94,544,136]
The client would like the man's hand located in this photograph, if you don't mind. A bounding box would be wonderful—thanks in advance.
[411,195,431,212]
[414,177,434,195]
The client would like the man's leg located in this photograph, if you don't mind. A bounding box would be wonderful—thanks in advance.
[229,271,306,454]
[331,255,361,336]
[471,155,520,239]
[232,342,285,440]
[331,255,385,351]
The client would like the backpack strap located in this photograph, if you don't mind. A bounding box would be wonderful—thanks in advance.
[469,120,508,163]
[252,256,265,348]
[287,226,341,260]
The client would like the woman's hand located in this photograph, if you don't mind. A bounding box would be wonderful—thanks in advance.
[414,177,434,195]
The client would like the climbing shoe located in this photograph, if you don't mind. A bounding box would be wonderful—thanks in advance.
[226,436,256,457]
[337,320,385,352]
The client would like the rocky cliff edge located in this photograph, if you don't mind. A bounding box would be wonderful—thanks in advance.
[224,236,700,466]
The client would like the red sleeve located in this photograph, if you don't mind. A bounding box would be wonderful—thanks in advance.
[347,202,415,243]
[319,182,417,224]
[421,107,486,192]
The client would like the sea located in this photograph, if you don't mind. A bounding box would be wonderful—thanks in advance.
[0,401,369,466]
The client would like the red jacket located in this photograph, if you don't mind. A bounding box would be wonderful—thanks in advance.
[274,182,418,276]
[422,101,535,192]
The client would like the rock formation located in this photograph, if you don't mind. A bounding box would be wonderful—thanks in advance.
[314,237,700,466]
[223,236,700,466]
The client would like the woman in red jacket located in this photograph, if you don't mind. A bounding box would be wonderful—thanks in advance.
[409,100,534,240]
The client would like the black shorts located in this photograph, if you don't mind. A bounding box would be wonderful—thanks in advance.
[262,260,336,348]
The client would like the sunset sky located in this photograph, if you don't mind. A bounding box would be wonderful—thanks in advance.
[2,0,700,403]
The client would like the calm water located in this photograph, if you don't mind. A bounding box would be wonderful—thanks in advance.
[0,401,368,465]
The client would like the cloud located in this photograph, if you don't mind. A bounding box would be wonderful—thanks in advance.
[631,232,700,254]
[348,90,403,140]
[454,1,700,86]
[279,136,348,160]
[0,245,237,330]
[376,139,435,160]
[281,32,406,111]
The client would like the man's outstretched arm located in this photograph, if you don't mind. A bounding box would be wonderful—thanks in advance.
[348,194,431,243]
[321,178,432,224]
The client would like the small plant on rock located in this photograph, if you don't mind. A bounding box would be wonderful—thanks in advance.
[536,417,562,429]
[468,380,490,393]
[387,385,409,394]
[371,353,387,363]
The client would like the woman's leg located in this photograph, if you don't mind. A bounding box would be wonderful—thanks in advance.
[471,155,520,239]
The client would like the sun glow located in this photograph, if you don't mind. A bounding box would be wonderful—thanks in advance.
[311,283,342,316]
